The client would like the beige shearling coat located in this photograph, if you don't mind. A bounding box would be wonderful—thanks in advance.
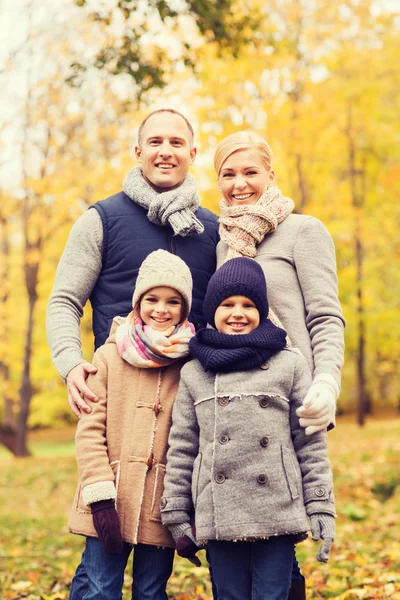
[68,320,185,548]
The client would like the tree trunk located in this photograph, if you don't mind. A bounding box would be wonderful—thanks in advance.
[15,253,39,457]
[347,104,368,426]
[0,212,17,439]
[0,425,18,455]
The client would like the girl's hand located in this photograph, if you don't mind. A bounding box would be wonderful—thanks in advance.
[91,499,123,556]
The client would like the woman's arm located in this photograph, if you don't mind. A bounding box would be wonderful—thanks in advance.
[294,217,345,433]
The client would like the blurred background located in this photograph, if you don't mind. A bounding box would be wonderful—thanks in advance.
[0,1,399,597]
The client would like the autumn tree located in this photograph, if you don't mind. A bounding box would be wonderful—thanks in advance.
[71,0,261,97]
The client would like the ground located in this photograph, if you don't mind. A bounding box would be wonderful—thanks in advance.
[0,417,399,599]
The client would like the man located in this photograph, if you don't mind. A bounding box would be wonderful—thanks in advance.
[47,108,218,418]
[47,108,335,600]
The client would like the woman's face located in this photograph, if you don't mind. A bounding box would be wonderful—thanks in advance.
[218,149,275,206]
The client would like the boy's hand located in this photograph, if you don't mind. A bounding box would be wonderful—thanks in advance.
[66,362,98,417]
[91,499,123,556]
[310,513,335,563]
[169,523,201,567]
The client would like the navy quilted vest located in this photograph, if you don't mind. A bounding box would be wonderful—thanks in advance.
[89,191,218,349]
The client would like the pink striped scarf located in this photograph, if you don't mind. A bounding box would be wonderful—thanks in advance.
[115,312,195,368]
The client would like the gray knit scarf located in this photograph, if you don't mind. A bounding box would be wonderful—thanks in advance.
[122,166,204,236]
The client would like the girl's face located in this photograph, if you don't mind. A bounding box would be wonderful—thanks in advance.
[218,149,275,206]
[139,286,184,331]
[214,295,260,335]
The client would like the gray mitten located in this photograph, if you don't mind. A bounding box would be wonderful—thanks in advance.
[310,513,336,563]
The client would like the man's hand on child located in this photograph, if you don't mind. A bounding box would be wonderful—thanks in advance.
[66,362,98,418]
[297,381,336,435]
[310,513,335,563]
[169,523,202,567]
[91,499,124,556]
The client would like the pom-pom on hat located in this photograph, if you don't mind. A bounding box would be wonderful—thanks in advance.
[132,250,193,320]
[203,258,269,329]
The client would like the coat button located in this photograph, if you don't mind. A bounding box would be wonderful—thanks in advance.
[315,487,325,497]
[160,498,167,509]
[257,473,268,484]
[219,435,229,444]
[260,436,269,448]
[215,473,226,484]
[218,397,230,406]
[259,398,269,408]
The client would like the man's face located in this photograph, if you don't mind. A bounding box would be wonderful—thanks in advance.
[135,112,197,191]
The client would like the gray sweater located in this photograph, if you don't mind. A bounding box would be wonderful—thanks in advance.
[46,209,104,379]
[217,214,345,393]
[161,349,335,543]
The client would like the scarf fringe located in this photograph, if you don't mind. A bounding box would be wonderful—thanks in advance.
[123,167,204,236]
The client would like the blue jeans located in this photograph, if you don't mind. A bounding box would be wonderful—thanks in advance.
[207,546,303,599]
[207,536,295,600]
[69,537,174,600]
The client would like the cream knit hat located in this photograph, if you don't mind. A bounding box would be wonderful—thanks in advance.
[132,250,193,320]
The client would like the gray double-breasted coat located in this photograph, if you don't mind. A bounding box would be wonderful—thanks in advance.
[161,348,335,543]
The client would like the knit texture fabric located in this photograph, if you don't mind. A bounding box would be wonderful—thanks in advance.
[189,320,287,373]
[116,314,195,368]
[169,522,201,566]
[310,513,336,563]
[132,249,193,317]
[91,499,124,556]
[219,184,294,260]
[123,167,204,236]
[203,257,269,329]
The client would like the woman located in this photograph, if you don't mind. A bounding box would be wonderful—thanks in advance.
[214,131,345,599]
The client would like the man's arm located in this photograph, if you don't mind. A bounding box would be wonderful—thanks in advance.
[46,208,103,416]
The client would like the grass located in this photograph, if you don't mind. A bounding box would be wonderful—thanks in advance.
[1,417,400,599]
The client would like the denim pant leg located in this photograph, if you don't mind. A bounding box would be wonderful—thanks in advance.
[131,544,175,600]
[207,541,252,600]
[206,548,219,600]
[208,537,295,600]
[291,547,304,581]
[251,536,295,600]
[81,536,132,600]
[69,549,88,600]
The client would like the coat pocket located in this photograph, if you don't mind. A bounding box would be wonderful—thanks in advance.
[191,453,202,505]
[281,446,300,500]
[74,484,91,514]
[150,463,166,522]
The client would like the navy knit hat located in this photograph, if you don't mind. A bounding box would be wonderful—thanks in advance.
[203,258,269,328]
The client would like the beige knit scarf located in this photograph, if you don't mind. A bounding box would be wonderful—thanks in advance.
[219,184,294,340]
[219,184,294,260]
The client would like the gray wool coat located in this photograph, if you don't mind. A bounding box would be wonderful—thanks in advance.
[161,348,335,543]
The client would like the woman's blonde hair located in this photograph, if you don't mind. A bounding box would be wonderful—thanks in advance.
[214,131,273,175]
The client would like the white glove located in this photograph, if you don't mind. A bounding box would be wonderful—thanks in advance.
[297,375,339,435]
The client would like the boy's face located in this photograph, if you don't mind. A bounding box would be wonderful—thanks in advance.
[139,286,183,332]
[214,295,260,335]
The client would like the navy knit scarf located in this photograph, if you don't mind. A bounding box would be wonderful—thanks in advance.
[189,320,287,373]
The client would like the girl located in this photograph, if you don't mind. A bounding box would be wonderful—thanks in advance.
[68,249,198,600]
[161,258,336,600]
